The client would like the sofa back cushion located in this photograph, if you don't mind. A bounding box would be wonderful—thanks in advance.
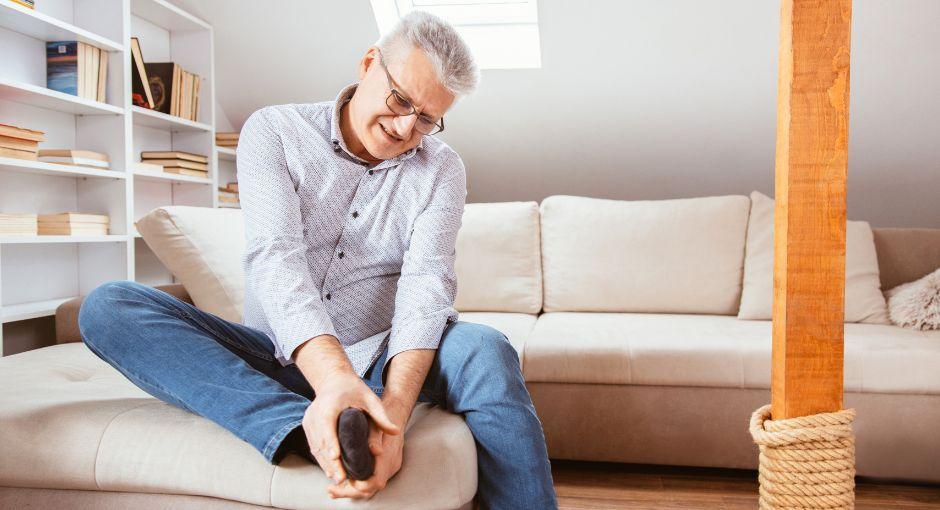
[136,206,246,323]
[454,202,542,313]
[872,227,940,291]
[737,191,890,324]
[539,194,751,314]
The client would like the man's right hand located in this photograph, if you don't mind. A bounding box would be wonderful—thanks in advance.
[292,335,401,486]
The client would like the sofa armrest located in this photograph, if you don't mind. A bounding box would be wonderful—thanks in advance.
[55,283,193,345]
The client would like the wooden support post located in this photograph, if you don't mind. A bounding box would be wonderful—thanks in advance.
[771,0,853,420]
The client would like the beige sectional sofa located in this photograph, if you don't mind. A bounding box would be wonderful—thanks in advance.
[1,193,938,509]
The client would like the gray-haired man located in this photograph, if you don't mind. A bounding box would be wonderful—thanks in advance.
[79,10,557,509]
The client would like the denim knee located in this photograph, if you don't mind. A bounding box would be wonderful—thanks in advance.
[446,322,520,376]
[78,279,141,347]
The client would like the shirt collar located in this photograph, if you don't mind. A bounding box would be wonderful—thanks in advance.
[329,82,424,167]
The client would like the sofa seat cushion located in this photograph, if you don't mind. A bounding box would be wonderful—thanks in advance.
[457,312,537,359]
[0,343,477,510]
[523,312,940,395]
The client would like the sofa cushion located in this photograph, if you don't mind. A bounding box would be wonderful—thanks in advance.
[0,343,477,510]
[738,191,890,324]
[457,312,537,358]
[454,202,542,313]
[136,206,246,323]
[539,195,751,314]
[522,312,940,395]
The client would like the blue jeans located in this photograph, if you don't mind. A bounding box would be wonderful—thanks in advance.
[77,280,557,509]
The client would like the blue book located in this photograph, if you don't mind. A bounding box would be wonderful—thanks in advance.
[47,41,79,96]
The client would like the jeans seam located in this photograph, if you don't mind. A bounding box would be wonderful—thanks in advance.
[180,309,275,362]
[263,418,304,462]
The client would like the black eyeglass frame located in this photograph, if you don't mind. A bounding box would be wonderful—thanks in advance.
[375,47,445,136]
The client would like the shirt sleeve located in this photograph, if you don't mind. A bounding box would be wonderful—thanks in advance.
[237,107,338,366]
[383,150,467,371]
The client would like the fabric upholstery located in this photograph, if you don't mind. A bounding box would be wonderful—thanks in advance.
[873,227,940,290]
[0,343,477,510]
[539,194,751,314]
[136,206,247,323]
[529,383,940,483]
[522,312,940,394]
[454,202,542,313]
[738,191,890,324]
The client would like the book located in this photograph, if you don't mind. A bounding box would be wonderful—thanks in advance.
[132,162,164,173]
[143,62,179,115]
[192,73,200,121]
[180,71,191,121]
[37,156,110,169]
[141,151,208,163]
[161,167,208,178]
[10,0,35,8]
[38,212,110,224]
[0,135,39,152]
[0,124,46,142]
[216,132,240,140]
[143,159,207,171]
[37,149,108,161]
[97,49,109,102]
[218,194,239,204]
[46,41,80,97]
[88,45,99,101]
[0,147,38,160]
[130,37,155,109]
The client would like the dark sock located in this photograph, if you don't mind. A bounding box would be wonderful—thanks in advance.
[274,424,316,464]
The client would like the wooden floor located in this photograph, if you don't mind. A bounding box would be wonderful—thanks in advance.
[551,461,940,509]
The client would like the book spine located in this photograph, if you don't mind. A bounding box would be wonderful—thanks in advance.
[46,41,79,96]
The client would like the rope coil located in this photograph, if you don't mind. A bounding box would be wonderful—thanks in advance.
[749,404,856,509]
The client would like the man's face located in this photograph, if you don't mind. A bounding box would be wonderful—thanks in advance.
[349,45,456,161]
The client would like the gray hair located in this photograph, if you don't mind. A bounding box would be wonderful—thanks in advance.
[376,10,480,98]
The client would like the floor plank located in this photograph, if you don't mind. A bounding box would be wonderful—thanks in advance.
[551,461,940,509]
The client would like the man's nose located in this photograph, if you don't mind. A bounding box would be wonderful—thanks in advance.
[391,114,418,139]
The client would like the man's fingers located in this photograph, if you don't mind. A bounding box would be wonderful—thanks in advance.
[328,479,374,500]
[316,416,346,483]
[364,398,401,436]
[368,424,384,455]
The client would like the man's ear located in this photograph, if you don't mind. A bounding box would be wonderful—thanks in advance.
[357,46,380,81]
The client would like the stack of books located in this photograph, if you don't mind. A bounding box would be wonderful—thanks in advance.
[216,132,239,148]
[0,213,38,236]
[218,182,240,206]
[141,151,208,178]
[11,0,34,9]
[131,38,201,121]
[46,41,109,102]
[38,150,110,169]
[0,124,45,161]
[38,212,109,236]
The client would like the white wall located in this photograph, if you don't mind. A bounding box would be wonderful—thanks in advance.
[178,0,939,228]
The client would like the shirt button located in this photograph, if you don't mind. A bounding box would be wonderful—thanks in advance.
[368,170,374,175]
[338,251,345,259]
[325,292,331,300]
[351,211,358,218]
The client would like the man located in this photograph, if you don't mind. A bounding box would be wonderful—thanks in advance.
[78,10,557,509]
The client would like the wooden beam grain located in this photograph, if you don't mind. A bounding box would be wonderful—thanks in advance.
[771,0,853,420]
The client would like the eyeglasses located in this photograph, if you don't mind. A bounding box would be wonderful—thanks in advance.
[375,48,445,136]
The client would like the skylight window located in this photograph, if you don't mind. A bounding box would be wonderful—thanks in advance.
[370,0,542,70]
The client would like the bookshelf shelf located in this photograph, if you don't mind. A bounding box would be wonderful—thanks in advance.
[132,105,212,132]
[132,166,211,184]
[217,202,240,209]
[0,0,124,52]
[0,77,124,115]
[0,0,217,356]
[130,0,211,31]
[1,296,76,324]
[215,146,236,161]
[0,157,126,180]
[0,235,129,244]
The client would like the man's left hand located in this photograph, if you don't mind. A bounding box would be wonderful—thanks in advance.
[327,400,408,500]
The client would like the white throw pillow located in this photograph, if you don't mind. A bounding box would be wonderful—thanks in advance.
[884,267,940,330]
[136,206,246,323]
[540,194,751,314]
[454,202,542,313]
[737,191,890,324]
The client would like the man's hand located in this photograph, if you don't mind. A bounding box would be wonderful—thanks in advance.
[301,374,400,484]
[327,398,410,500]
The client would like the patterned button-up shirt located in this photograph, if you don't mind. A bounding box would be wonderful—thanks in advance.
[237,82,466,377]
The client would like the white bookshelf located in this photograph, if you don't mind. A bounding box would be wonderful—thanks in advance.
[0,0,222,356]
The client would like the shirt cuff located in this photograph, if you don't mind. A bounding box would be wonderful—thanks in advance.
[271,308,338,367]
[382,309,458,373]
